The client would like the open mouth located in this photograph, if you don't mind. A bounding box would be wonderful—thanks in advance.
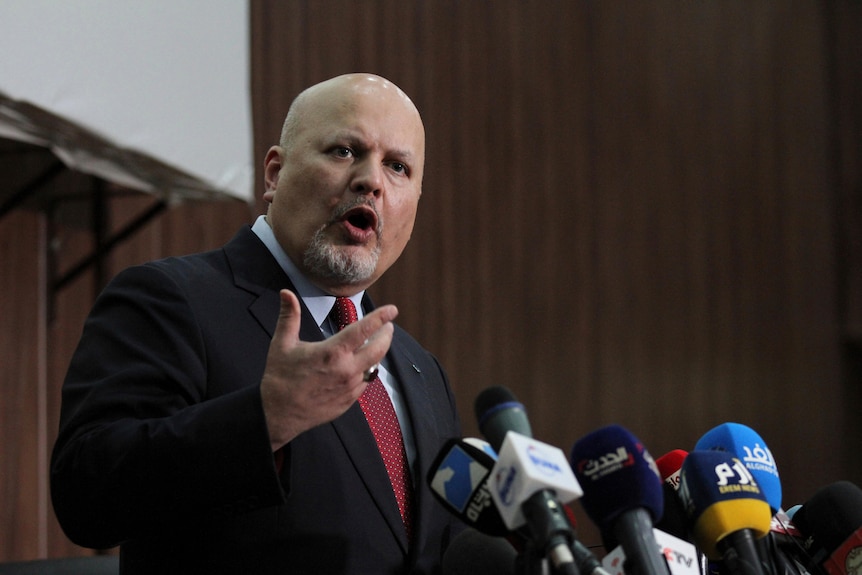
[341,205,378,233]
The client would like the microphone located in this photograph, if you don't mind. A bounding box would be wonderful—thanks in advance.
[601,528,702,575]
[768,508,824,575]
[427,437,509,536]
[678,450,771,575]
[563,502,616,575]
[442,527,518,575]
[695,423,805,575]
[475,386,584,575]
[655,450,693,543]
[784,506,802,521]
[570,424,669,575]
[769,506,811,568]
[762,514,813,575]
[475,385,533,450]
[791,481,862,575]
[428,431,609,575]
[694,423,782,513]
[657,450,689,492]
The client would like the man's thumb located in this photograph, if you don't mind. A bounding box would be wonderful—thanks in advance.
[273,289,301,347]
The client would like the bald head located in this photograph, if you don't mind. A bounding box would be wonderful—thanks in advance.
[280,74,424,154]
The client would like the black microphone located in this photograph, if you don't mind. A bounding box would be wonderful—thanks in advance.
[475,385,533,449]
[442,527,518,575]
[475,386,588,575]
[760,515,812,575]
[655,450,693,543]
[792,481,862,575]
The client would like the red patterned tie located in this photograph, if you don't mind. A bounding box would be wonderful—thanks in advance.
[332,296,414,541]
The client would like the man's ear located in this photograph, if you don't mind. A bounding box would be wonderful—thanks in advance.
[263,146,284,203]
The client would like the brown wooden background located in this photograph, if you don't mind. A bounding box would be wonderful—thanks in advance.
[1,0,859,561]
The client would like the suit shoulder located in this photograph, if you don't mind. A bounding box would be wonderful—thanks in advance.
[392,324,436,364]
[392,324,452,389]
[96,250,229,301]
[112,226,262,289]
[145,248,229,279]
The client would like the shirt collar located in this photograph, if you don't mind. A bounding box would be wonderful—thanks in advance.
[251,215,365,329]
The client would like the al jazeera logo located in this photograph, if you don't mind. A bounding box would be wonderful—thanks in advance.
[826,534,862,575]
[846,546,862,575]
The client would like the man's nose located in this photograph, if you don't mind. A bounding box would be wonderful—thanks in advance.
[351,160,384,198]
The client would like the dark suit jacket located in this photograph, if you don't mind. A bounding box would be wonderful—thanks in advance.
[50,226,463,574]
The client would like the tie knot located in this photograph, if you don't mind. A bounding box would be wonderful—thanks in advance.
[332,296,358,331]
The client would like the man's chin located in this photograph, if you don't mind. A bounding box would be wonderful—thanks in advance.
[303,242,379,286]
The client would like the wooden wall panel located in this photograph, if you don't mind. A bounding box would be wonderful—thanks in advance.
[45,207,103,559]
[830,0,862,488]
[0,211,44,560]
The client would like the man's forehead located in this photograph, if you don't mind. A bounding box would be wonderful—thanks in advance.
[305,95,424,151]
[303,75,419,122]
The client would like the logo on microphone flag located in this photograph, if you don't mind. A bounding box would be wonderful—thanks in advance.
[824,530,862,575]
[429,444,489,512]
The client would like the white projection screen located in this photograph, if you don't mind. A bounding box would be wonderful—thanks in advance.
[0,1,253,204]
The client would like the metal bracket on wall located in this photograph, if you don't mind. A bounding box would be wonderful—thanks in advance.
[49,185,167,294]
[0,154,167,320]
[0,158,66,220]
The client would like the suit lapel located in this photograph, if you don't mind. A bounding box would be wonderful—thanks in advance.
[222,227,320,341]
[224,228,413,552]
[331,404,410,551]
[386,334,444,554]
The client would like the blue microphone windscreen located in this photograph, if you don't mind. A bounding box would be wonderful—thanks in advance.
[570,424,664,530]
[695,422,782,513]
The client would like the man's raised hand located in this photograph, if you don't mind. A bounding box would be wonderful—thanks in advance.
[260,289,397,451]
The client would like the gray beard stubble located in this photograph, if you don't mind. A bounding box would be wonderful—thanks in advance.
[303,215,382,285]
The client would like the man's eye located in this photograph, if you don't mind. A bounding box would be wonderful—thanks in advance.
[333,147,353,158]
[389,162,407,175]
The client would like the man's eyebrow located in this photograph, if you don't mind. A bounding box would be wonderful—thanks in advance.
[325,131,358,147]
[331,133,416,160]
[388,148,416,161]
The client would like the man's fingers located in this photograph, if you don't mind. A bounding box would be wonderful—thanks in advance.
[337,304,399,348]
[273,289,302,348]
[332,305,398,373]
[359,321,395,355]
[356,321,394,373]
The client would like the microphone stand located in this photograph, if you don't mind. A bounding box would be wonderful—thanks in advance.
[516,541,551,575]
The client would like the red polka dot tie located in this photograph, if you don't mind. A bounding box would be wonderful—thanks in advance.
[332,297,414,542]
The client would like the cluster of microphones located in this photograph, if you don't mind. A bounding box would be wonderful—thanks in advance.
[428,385,862,575]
